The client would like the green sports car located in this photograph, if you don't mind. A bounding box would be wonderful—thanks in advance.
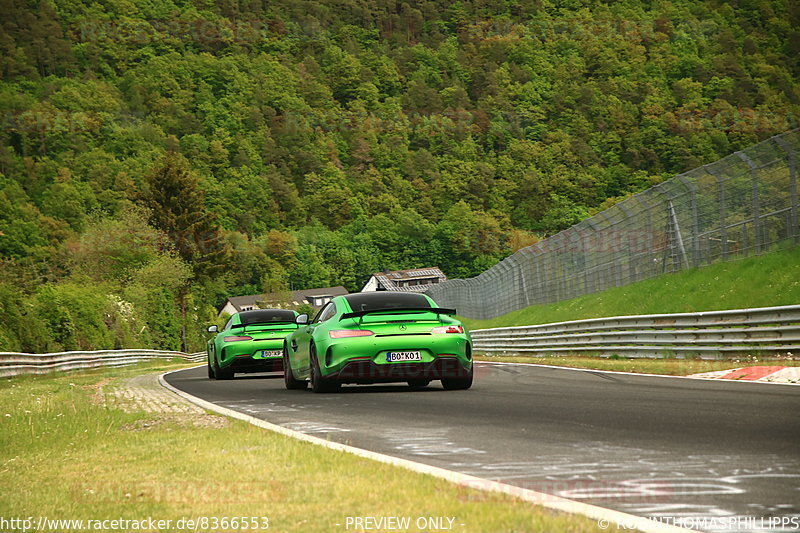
[207,309,299,380]
[283,292,473,393]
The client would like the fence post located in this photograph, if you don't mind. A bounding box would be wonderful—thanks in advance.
[610,213,623,287]
[551,233,566,300]
[774,135,798,244]
[548,242,558,302]
[490,269,502,318]
[517,250,531,308]
[582,217,599,294]
[704,165,728,260]
[614,202,636,284]
[676,175,701,267]
[632,193,656,278]
[667,199,690,270]
[534,244,547,304]
[737,151,762,254]
[653,183,684,273]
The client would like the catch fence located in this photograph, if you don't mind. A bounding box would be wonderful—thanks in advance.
[427,130,800,319]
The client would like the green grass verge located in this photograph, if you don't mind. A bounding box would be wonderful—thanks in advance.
[475,355,800,376]
[0,362,604,533]
[461,244,800,331]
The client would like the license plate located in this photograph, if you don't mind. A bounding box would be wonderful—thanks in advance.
[386,351,422,362]
[259,350,282,357]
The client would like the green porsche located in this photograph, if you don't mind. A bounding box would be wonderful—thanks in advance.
[207,309,299,380]
[283,292,473,393]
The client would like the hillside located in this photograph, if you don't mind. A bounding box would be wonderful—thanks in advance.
[1,0,798,352]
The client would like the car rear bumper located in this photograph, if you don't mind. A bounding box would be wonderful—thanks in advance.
[321,334,471,370]
[228,356,284,373]
[327,357,471,384]
[220,342,284,368]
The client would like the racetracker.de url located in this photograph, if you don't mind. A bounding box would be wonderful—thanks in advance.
[0,516,270,531]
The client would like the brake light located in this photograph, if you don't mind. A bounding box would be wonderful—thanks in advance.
[431,325,464,334]
[224,335,253,342]
[329,330,374,338]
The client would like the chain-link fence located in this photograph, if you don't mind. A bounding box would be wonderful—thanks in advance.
[426,129,800,320]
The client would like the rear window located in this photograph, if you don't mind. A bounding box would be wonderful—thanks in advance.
[238,309,296,325]
[344,292,431,313]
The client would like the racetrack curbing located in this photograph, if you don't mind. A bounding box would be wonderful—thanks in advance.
[689,365,800,383]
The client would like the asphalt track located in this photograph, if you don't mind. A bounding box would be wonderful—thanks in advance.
[165,362,800,533]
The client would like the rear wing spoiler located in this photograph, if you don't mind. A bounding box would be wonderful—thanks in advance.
[340,307,457,320]
[230,321,297,330]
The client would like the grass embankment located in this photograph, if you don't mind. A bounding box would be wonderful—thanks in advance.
[461,244,800,331]
[0,362,603,533]
[465,245,800,375]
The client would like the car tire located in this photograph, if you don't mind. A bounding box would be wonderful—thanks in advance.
[407,379,430,388]
[216,367,234,380]
[441,368,473,390]
[207,355,215,379]
[284,342,307,390]
[310,345,339,394]
[213,356,234,380]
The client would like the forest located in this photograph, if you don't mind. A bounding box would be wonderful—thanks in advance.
[1,0,798,352]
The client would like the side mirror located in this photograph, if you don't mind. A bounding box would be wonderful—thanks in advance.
[207,325,218,333]
[295,314,309,325]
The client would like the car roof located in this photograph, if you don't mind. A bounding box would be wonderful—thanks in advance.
[234,308,298,323]
[337,292,434,312]
[237,308,298,315]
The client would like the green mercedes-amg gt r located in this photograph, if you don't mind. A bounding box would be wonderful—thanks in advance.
[283,292,473,393]
[207,309,299,380]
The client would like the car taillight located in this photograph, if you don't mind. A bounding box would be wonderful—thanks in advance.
[431,325,464,334]
[329,330,374,338]
[224,335,253,342]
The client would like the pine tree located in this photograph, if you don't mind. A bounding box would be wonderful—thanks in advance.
[138,152,231,351]
[139,152,230,283]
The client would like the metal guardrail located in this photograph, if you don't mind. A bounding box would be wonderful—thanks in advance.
[471,304,800,359]
[0,349,205,377]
